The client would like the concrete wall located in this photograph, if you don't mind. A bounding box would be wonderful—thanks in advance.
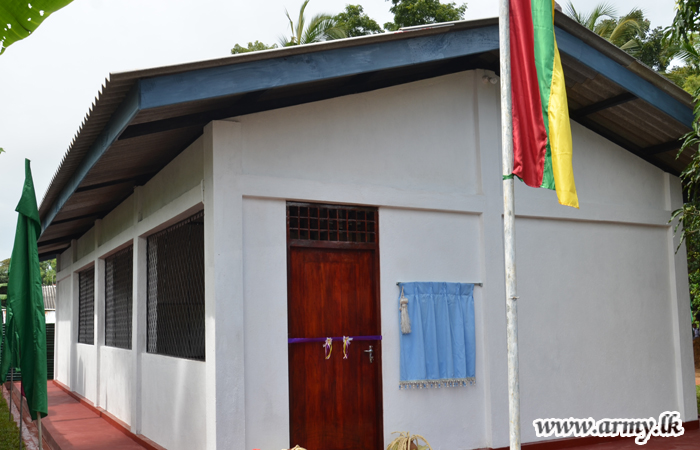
[140,354,207,450]
[55,277,72,386]
[380,208,486,450]
[222,69,696,449]
[53,68,697,450]
[55,135,207,450]
[99,346,133,424]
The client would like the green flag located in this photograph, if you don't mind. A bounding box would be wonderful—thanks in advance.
[1,159,47,419]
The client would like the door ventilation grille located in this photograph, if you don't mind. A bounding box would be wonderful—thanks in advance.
[287,202,377,244]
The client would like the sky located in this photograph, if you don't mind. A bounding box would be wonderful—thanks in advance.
[0,0,681,259]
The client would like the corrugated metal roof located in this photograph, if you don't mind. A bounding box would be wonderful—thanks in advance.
[35,15,696,258]
[42,285,56,310]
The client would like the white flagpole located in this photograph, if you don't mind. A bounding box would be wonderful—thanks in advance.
[498,0,521,449]
[37,415,42,450]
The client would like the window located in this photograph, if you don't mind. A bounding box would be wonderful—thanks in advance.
[78,267,94,345]
[147,211,205,360]
[105,246,133,349]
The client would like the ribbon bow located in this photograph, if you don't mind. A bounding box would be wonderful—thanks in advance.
[342,336,353,359]
[323,337,333,359]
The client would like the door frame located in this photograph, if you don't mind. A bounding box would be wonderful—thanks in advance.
[285,201,384,449]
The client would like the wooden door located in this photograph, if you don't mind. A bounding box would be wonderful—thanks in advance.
[287,203,382,450]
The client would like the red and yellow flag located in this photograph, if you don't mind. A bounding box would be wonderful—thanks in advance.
[510,0,579,208]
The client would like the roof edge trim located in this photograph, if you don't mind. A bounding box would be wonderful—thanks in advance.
[556,27,694,127]
[40,82,142,233]
[139,26,500,111]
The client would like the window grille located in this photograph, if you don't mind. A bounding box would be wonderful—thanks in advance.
[147,211,205,361]
[78,267,94,345]
[105,246,133,349]
[287,202,377,243]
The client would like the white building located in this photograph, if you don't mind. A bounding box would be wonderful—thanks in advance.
[38,16,698,450]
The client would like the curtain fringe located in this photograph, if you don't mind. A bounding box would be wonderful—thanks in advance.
[399,378,476,389]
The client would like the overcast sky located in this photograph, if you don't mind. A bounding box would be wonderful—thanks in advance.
[0,0,680,259]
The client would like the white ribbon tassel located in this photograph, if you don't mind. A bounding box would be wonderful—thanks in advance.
[399,286,411,334]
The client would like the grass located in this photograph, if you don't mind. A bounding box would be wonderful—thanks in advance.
[0,394,24,450]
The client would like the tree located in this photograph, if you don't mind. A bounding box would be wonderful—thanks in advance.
[0,257,56,286]
[40,259,56,286]
[565,3,647,54]
[0,259,9,285]
[635,26,678,72]
[384,0,467,31]
[668,1,700,329]
[672,0,700,43]
[280,0,346,46]
[231,41,278,55]
[333,5,383,37]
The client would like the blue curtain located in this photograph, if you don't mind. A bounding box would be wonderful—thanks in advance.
[399,282,475,389]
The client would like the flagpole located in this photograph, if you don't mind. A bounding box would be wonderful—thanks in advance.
[8,369,12,421]
[18,382,22,450]
[499,0,521,448]
[37,415,42,450]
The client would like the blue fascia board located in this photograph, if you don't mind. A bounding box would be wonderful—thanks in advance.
[139,26,500,110]
[556,27,693,127]
[41,82,142,233]
[43,23,693,236]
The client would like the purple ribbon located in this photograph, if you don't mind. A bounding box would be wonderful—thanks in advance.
[288,335,382,344]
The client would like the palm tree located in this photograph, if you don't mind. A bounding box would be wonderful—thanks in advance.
[565,1,616,31]
[280,0,346,47]
[565,2,646,53]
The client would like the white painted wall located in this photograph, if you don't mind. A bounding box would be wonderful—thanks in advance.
[52,68,697,450]
[99,346,133,424]
[226,69,696,449]
[380,208,486,450]
[55,277,72,386]
[516,219,678,442]
[140,354,207,450]
[74,343,96,402]
[54,135,207,450]
[242,198,289,450]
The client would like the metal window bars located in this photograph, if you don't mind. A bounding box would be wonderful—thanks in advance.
[78,267,94,345]
[105,246,133,349]
[147,211,205,361]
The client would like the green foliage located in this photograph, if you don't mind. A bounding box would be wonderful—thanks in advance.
[0,0,74,54]
[0,259,9,285]
[40,259,56,286]
[0,258,55,287]
[636,27,678,72]
[684,224,700,327]
[0,396,24,449]
[384,0,467,31]
[565,3,649,56]
[672,0,700,43]
[667,65,700,94]
[333,5,383,37]
[231,40,278,55]
[280,0,346,46]
[672,86,700,330]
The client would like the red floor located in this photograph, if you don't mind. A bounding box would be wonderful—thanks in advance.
[12,381,700,450]
[40,382,148,450]
[567,427,700,450]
